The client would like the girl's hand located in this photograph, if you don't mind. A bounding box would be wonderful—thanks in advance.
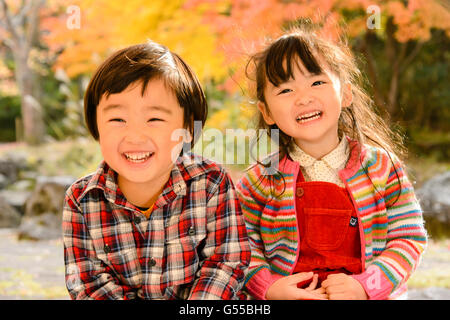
[265,272,328,300]
[321,273,368,300]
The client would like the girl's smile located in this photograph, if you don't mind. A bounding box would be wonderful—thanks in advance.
[295,110,323,124]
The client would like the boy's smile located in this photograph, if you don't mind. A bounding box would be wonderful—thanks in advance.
[96,79,185,207]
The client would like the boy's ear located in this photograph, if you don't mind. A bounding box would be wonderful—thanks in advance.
[342,82,353,108]
[257,101,275,125]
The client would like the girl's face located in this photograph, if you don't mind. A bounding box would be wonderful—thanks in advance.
[258,57,352,158]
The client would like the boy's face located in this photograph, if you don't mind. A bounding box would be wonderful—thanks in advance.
[96,79,185,190]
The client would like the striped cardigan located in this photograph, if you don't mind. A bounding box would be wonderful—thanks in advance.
[236,139,427,300]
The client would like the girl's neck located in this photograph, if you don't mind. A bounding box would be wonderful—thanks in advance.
[293,135,340,160]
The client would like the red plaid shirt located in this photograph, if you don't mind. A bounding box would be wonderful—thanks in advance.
[63,153,250,300]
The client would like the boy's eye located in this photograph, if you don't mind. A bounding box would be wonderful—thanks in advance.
[312,80,326,86]
[278,88,292,95]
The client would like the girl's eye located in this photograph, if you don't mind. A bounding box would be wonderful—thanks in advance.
[278,88,292,95]
[109,118,125,123]
[148,118,163,122]
[312,80,326,86]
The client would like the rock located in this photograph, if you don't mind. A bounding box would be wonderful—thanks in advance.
[0,173,8,189]
[408,287,450,300]
[36,175,75,188]
[0,196,22,228]
[0,190,31,215]
[9,179,34,192]
[17,212,62,240]
[416,171,450,223]
[0,153,28,183]
[17,176,74,241]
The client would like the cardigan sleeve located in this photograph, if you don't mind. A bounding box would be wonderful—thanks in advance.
[351,152,428,299]
[235,170,282,300]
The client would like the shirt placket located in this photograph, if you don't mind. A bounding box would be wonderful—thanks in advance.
[142,207,166,299]
[142,185,182,299]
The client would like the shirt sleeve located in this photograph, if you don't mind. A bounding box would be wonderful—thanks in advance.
[188,171,251,300]
[351,153,428,299]
[63,191,136,300]
[235,170,282,300]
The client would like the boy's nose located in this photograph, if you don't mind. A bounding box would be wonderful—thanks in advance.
[124,127,149,144]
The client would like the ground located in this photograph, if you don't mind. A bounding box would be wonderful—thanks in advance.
[0,228,448,300]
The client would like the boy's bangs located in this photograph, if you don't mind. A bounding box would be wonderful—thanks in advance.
[265,36,323,87]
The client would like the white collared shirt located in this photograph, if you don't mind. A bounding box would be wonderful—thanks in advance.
[288,138,349,187]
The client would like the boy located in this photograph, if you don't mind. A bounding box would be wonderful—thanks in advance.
[63,41,250,300]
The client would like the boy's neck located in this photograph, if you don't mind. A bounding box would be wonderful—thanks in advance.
[117,169,172,208]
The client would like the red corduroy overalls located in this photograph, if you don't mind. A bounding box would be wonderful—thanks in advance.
[293,169,362,288]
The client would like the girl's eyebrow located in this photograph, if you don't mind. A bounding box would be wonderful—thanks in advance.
[271,72,327,89]
[102,103,123,113]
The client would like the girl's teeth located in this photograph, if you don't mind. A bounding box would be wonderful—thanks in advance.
[296,111,322,123]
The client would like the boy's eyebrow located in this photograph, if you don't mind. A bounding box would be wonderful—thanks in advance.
[101,103,172,115]
[144,105,173,115]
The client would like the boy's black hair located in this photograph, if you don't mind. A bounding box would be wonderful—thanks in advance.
[84,40,207,145]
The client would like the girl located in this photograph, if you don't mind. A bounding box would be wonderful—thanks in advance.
[236,26,427,300]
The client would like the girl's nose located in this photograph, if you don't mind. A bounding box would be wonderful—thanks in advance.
[295,94,314,106]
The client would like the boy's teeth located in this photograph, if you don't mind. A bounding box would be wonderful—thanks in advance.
[124,152,152,161]
[296,111,322,123]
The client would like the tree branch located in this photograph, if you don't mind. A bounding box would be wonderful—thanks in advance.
[359,31,386,109]
[399,41,425,74]
[0,0,20,43]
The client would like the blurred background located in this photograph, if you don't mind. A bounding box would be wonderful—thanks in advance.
[0,0,449,299]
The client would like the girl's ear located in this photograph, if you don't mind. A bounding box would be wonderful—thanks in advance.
[342,82,353,108]
[257,101,276,125]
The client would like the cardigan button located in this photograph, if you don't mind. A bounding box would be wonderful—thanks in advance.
[296,187,304,197]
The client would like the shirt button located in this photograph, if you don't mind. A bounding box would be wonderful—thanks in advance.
[104,244,111,254]
[296,187,304,197]
[134,216,141,224]
[149,258,157,267]
[188,227,195,236]
[174,184,181,193]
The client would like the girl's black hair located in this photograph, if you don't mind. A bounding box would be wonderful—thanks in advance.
[245,26,404,203]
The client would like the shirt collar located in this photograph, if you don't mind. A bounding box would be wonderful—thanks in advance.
[79,153,208,207]
[288,137,349,169]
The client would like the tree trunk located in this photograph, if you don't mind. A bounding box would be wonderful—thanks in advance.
[1,0,45,145]
[14,50,44,145]
[359,32,386,111]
